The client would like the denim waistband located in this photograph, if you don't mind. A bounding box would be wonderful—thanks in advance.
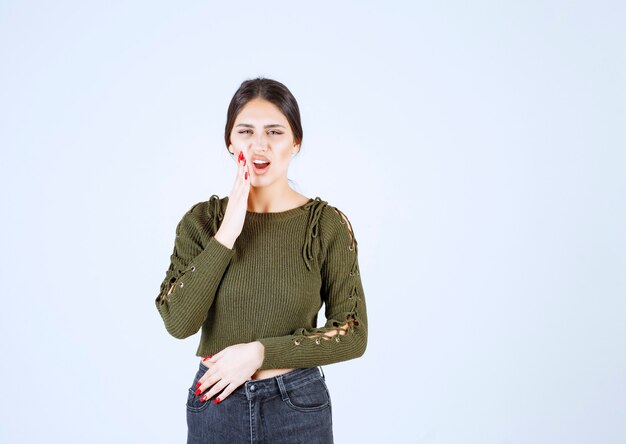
[196,361,325,400]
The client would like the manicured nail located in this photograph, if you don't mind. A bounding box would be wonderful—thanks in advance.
[203,355,212,361]
[238,152,244,163]
[245,172,248,180]
[200,395,207,402]
[195,388,201,396]
[214,397,221,405]
[196,382,201,388]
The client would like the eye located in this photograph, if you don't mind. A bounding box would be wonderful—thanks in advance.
[238,130,251,134]
[269,130,282,135]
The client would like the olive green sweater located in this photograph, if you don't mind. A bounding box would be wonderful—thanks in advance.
[154,195,368,370]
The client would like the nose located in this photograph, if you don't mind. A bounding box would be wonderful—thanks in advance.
[251,134,268,152]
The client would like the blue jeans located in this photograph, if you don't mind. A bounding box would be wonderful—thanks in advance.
[186,360,334,443]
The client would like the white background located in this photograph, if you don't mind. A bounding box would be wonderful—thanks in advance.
[1,1,625,443]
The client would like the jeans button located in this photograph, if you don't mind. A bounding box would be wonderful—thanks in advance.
[249,384,256,392]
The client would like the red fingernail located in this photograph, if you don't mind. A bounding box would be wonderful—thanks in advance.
[203,355,212,361]
[238,152,244,162]
[195,388,201,396]
[214,397,220,405]
[200,395,207,402]
[245,172,248,180]
[196,382,201,388]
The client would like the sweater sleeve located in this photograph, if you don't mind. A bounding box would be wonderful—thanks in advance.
[256,206,368,370]
[155,199,235,339]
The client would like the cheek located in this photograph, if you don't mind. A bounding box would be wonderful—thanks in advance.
[276,156,292,171]
[278,150,293,163]
[230,133,243,144]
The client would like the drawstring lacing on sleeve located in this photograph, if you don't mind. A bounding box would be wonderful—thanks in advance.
[292,204,363,345]
[302,197,328,271]
[157,196,223,303]
[208,194,224,235]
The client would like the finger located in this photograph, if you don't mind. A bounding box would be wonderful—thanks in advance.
[234,150,246,184]
[213,381,240,405]
[240,151,250,182]
[236,151,244,177]
[201,378,229,402]
[197,361,219,386]
[197,371,222,395]
[232,156,245,194]
[197,363,215,386]
[207,350,225,363]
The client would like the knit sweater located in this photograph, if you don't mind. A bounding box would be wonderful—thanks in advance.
[154,195,368,370]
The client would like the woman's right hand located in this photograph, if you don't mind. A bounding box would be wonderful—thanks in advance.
[214,145,251,249]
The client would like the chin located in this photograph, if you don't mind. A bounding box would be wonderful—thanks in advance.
[250,177,269,187]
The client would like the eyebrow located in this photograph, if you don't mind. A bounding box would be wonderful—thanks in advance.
[235,123,286,129]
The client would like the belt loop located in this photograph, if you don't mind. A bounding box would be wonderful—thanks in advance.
[318,366,325,379]
[276,374,289,401]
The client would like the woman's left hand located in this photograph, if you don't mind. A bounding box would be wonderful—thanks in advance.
[196,341,265,404]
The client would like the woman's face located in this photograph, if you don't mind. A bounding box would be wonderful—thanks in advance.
[229,98,299,188]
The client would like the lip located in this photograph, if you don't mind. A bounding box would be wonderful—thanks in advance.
[252,161,271,175]
[251,155,271,163]
[250,156,271,175]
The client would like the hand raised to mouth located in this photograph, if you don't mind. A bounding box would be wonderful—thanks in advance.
[214,145,251,250]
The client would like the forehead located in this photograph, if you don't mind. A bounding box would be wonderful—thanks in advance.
[235,99,288,124]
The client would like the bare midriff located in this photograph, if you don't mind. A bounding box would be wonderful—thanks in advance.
[250,367,296,380]
[199,358,295,380]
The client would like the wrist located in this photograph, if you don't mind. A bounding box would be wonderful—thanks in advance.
[214,229,235,249]
[251,341,265,368]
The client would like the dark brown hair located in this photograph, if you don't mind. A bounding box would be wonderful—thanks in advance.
[224,77,303,155]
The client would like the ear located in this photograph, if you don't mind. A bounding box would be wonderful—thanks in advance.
[228,144,234,155]
[292,143,300,155]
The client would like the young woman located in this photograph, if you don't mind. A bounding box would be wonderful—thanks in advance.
[155,77,368,443]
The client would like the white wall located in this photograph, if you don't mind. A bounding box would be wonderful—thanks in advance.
[1,0,624,442]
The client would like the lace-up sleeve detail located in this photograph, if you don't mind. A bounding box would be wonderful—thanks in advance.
[155,195,235,339]
[302,197,327,271]
[209,194,225,235]
[256,204,368,369]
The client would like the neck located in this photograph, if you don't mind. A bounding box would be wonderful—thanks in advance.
[247,180,296,213]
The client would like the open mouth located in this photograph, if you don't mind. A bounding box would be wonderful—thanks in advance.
[252,161,271,173]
